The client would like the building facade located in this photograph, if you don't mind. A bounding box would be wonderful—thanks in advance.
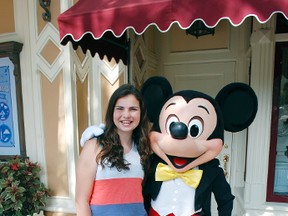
[0,1,287,215]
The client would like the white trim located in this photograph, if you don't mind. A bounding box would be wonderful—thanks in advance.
[242,17,280,215]
[12,0,47,166]
[60,0,73,13]
[45,196,76,213]
[25,0,49,184]
[90,56,102,125]
[0,33,21,43]
[275,33,288,42]
[62,44,77,213]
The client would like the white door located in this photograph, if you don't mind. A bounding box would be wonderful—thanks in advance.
[164,61,235,215]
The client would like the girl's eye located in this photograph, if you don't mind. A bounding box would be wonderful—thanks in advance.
[188,118,203,138]
[165,115,179,134]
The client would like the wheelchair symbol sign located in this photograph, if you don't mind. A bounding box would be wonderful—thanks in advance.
[0,124,12,143]
[0,102,10,121]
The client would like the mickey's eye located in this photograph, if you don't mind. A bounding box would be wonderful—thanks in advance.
[166,115,179,134]
[188,117,203,138]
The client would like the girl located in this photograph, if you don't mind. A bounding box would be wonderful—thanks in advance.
[75,84,150,216]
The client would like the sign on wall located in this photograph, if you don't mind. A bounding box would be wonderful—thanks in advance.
[0,41,25,159]
[0,57,20,155]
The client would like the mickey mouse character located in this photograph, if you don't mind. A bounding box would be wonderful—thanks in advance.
[141,76,258,216]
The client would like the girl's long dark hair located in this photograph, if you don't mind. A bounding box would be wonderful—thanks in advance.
[96,84,151,171]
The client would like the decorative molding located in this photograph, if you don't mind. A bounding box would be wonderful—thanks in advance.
[100,60,124,85]
[73,51,92,83]
[131,32,160,88]
[250,28,273,45]
[244,19,275,208]
[39,0,51,22]
[36,24,65,82]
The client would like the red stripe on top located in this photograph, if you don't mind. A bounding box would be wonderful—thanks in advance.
[90,178,143,205]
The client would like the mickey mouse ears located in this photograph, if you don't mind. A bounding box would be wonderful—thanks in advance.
[215,83,258,132]
[141,76,173,122]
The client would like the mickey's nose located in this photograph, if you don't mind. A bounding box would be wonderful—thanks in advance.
[169,122,188,139]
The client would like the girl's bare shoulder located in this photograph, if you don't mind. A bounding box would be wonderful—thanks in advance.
[81,138,101,155]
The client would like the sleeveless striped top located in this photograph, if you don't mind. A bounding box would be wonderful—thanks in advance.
[89,142,147,216]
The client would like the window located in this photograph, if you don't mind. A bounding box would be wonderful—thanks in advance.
[275,13,288,34]
[267,42,288,202]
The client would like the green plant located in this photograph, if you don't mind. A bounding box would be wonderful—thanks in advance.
[0,156,50,216]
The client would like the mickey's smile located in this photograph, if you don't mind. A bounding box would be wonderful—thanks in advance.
[167,155,195,169]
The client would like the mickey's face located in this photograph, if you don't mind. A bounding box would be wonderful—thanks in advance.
[143,77,257,173]
[150,95,223,172]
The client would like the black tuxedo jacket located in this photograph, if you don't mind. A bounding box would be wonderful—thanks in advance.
[143,154,235,216]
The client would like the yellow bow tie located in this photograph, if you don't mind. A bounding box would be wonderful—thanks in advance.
[155,163,203,189]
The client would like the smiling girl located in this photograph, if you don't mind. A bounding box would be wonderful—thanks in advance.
[75,84,150,216]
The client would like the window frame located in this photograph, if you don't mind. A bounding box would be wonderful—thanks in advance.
[266,41,288,203]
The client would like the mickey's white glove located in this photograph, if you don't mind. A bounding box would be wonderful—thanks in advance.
[80,123,106,147]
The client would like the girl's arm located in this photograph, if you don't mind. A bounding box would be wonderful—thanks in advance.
[75,139,100,216]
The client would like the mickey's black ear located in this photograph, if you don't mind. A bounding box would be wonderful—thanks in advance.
[141,76,173,123]
[215,83,258,132]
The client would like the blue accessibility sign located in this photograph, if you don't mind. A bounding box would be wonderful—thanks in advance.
[0,102,10,121]
[0,124,12,143]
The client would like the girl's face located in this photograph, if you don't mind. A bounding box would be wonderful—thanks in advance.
[113,94,141,134]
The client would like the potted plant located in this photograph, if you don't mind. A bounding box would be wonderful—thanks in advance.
[0,156,50,216]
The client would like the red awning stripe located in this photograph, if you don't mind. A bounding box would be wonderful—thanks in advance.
[58,0,288,42]
[57,0,288,64]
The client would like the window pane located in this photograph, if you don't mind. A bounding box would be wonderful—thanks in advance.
[274,47,288,196]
